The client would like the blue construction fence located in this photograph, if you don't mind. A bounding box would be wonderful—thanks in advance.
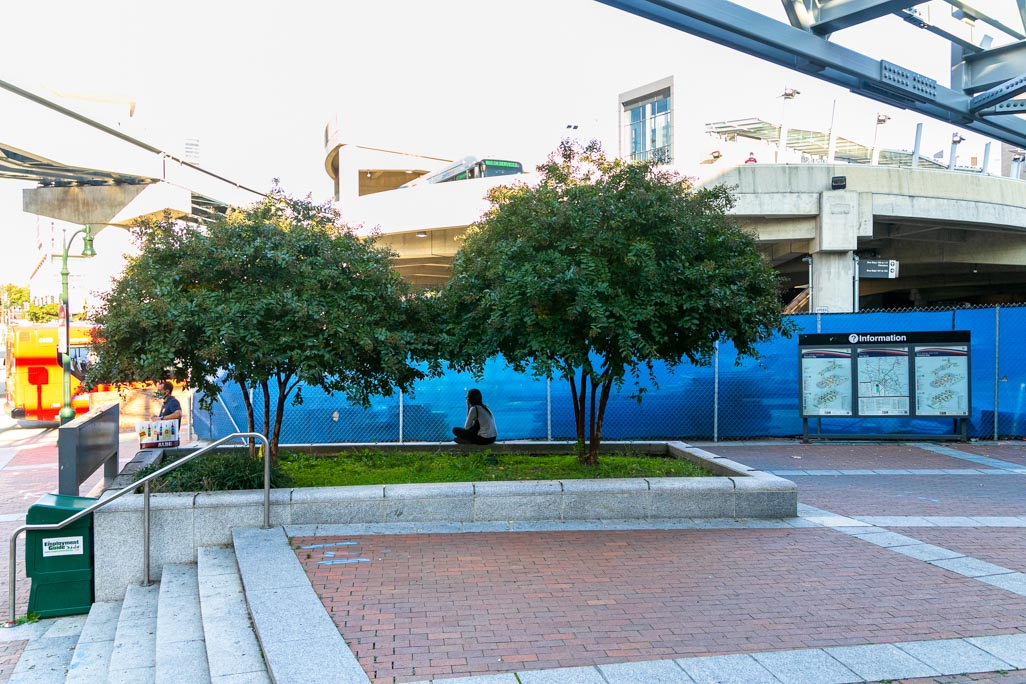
[191,305,1026,443]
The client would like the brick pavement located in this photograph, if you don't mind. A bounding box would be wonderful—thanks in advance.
[706,443,978,470]
[0,641,25,682]
[890,528,1026,574]
[791,474,1026,516]
[297,528,1026,683]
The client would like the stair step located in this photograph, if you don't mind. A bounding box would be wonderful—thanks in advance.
[64,601,122,683]
[7,614,86,684]
[107,583,159,683]
[156,564,210,684]
[197,546,270,682]
[234,527,367,682]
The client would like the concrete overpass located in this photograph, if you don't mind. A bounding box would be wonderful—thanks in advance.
[342,154,1026,310]
[1,78,263,233]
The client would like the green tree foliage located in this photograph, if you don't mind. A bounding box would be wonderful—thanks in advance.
[2,284,29,309]
[25,303,58,323]
[437,141,791,464]
[87,186,425,460]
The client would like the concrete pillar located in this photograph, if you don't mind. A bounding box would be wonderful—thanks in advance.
[811,190,858,312]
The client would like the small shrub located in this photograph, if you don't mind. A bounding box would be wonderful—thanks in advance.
[133,450,294,493]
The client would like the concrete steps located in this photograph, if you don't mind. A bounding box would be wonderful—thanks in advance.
[18,538,281,682]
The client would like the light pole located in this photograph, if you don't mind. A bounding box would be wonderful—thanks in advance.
[59,225,96,425]
[871,114,890,165]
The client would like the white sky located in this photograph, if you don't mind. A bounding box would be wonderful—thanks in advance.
[1,0,1021,285]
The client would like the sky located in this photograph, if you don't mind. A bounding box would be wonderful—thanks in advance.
[1,0,1021,287]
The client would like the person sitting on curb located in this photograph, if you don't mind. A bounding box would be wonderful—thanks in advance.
[452,388,497,445]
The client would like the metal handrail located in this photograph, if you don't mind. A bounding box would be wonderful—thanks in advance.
[5,431,271,626]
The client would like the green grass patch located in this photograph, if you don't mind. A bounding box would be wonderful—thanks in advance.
[279,450,712,487]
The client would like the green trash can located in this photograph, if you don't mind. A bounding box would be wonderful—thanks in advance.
[25,493,97,618]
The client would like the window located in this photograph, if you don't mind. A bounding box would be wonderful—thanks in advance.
[621,88,672,164]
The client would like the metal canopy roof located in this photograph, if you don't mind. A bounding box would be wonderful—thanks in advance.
[705,118,949,168]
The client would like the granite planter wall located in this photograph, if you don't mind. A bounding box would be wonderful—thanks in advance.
[93,441,796,600]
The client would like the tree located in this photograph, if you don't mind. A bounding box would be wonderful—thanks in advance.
[25,303,58,323]
[437,141,791,465]
[2,284,29,309]
[87,186,425,461]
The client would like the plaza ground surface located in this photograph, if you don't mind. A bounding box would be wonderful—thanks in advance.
[1,428,1025,683]
[295,441,1026,683]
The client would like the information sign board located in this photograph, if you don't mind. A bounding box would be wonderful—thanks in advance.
[800,348,852,416]
[857,347,910,415]
[914,345,970,416]
[798,331,970,419]
[858,259,899,278]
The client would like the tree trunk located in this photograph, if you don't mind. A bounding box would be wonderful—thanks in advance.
[271,376,288,466]
[259,379,271,460]
[588,375,614,464]
[569,369,589,464]
[582,375,600,466]
[238,379,256,457]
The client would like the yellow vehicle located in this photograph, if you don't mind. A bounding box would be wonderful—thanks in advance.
[3,322,100,421]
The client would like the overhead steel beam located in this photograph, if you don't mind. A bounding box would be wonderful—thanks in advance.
[595,0,1026,147]
[958,39,1026,92]
[970,73,1026,111]
[947,0,1026,40]
[810,0,926,35]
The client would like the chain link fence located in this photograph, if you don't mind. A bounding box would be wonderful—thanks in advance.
[191,304,1026,444]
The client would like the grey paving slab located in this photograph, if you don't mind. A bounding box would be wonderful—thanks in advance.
[158,563,200,598]
[65,639,118,684]
[0,621,49,642]
[920,516,982,527]
[108,584,159,676]
[869,469,914,475]
[895,638,1015,674]
[517,665,606,683]
[848,531,923,547]
[929,556,1016,578]
[856,516,938,527]
[197,545,239,576]
[7,635,78,684]
[599,658,694,683]
[234,527,364,683]
[677,654,781,684]
[966,634,1026,668]
[211,673,272,684]
[40,614,86,639]
[108,664,156,684]
[802,515,869,527]
[156,638,211,684]
[977,571,1026,595]
[751,649,862,684]
[969,516,1026,526]
[833,526,881,535]
[430,675,519,684]
[258,638,358,683]
[74,600,122,645]
[824,643,940,681]
[201,618,266,678]
[891,543,966,562]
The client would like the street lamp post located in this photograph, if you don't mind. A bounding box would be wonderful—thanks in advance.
[59,225,96,425]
